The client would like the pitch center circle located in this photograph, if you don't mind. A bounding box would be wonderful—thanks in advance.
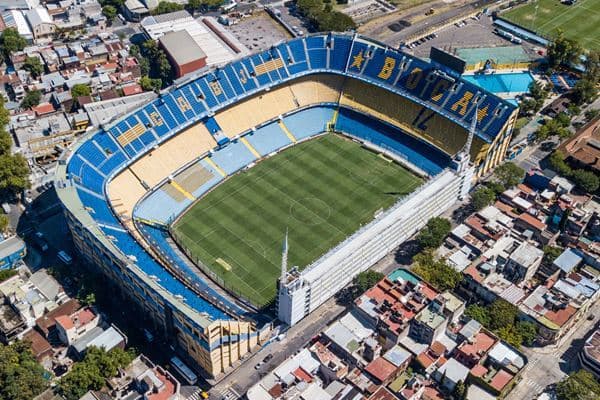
[290,197,332,225]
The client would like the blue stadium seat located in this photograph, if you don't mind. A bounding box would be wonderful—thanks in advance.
[142,104,170,138]
[335,107,449,176]
[329,35,352,71]
[98,152,127,176]
[212,70,237,100]
[155,102,178,131]
[222,64,246,96]
[77,187,120,227]
[204,117,222,135]
[99,226,230,319]
[209,140,257,175]
[230,60,258,92]
[244,122,292,155]
[79,162,106,194]
[180,85,207,115]
[306,36,326,50]
[77,140,106,166]
[162,94,187,126]
[283,106,334,140]
[308,49,327,70]
[137,223,244,314]
[248,55,272,86]
[93,131,121,156]
[197,79,220,108]
[134,187,192,224]
[67,153,85,177]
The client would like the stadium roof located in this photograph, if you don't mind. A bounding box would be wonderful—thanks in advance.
[159,30,206,66]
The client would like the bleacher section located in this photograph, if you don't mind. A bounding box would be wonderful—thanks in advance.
[209,140,257,175]
[245,122,293,156]
[335,108,450,176]
[130,124,216,188]
[62,33,517,327]
[214,86,298,138]
[283,106,335,140]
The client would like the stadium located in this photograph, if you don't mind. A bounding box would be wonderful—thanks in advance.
[55,33,518,378]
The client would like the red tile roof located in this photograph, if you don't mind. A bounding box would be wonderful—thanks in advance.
[490,370,514,391]
[364,357,398,383]
[122,84,142,96]
[292,367,313,383]
[147,370,177,400]
[545,304,577,327]
[368,386,397,400]
[55,315,74,330]
[33,103,55,116]
[517,213,546,231]
[470,364,488,378]
[459,332,496,357]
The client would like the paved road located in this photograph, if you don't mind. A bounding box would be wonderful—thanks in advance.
[506,301,600,400]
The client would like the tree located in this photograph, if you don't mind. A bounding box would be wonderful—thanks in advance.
[556,112,571,128]
[472,186,495,210]
[20,90,42,109]
[549,150,572,176]
[0,341,49,400]
[547,29,583,68]
[58,347,135,400]
[543,246,563,265]
[417,217,451,249]
[495,324,523,348]
[140,75,162,92]
[465,304,491,326]
[494,162,525,189]
[351,270,384,297]
[584,109,599,122]
[0,28,27,59]
[556,370,600,400]
[572,78,598,105]
[151,1,185,15]
[23,56,44,78]
[0,213,8,232]
[71,84,91,101]
[583,50,600,83]
[453,380,468,400]
[412,251,463,291]
[571,169,599,193]
[102,5,118,22]
[488,299,518,331]
[516,321,537,346]
[0,153,31,194]
[0,268,17,283]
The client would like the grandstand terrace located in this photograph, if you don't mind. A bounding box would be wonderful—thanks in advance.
[56,33,517,377]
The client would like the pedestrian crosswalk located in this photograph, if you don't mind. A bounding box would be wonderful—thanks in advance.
[523,378,545,395]
[213,386,240,400]
[188,389,207,400]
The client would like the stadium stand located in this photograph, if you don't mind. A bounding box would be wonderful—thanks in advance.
[245,122,293,156]
[214,86,298,138]
[129,124,215,188]
[57,33,518,379]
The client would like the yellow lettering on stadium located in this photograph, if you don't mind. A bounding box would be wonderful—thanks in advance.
[405,68,423,90]
[209,81,223,96]
[477,105,489,122]
[239,69,247,84]
[350,51,365,70]
[377,57,396,80]
[451,91,473,115]
[430,79,451,102]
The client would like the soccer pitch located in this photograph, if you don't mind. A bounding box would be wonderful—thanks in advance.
[502,0,600,50]
[172,134,423,307]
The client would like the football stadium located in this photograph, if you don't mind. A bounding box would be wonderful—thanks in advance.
[55,33,518,377]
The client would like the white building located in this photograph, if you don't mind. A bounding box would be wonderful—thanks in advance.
[278,166,472,326]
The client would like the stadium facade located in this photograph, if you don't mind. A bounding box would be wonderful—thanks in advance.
[55,33,517,377]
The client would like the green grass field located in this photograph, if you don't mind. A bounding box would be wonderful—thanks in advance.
[502,0,600,50]
[172,134,422,307]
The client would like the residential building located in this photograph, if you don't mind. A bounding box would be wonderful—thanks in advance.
[55,306,100,345]
[580,327,600,377]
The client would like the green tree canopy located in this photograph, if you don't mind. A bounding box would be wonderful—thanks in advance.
[23,56,44,78]
[71,83,91,100]
[583,50,600,83]
[556,370,600,400]
[472,186,496,211]
[417,217,451,249]
[571,169,599,193]
[465,304,491,326]
[102,5,118,22]
[140,75,162,92]
[0,28,27,59]
[296,0,356,32]
[488,299,518,331]
[20,90,42,109]
[151,1,185,15]
[548,150,572,176]
[350,270,384,298]
[0,341,49,400]
[572,78,598,105]
[412,250,463,291]
[493,162,525,189]
[543,245,563,265]
[0,97,30,199]
[58,347,135,400]
[547,29,583,68]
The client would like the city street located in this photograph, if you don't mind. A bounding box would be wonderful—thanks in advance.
[506,301,600,400]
